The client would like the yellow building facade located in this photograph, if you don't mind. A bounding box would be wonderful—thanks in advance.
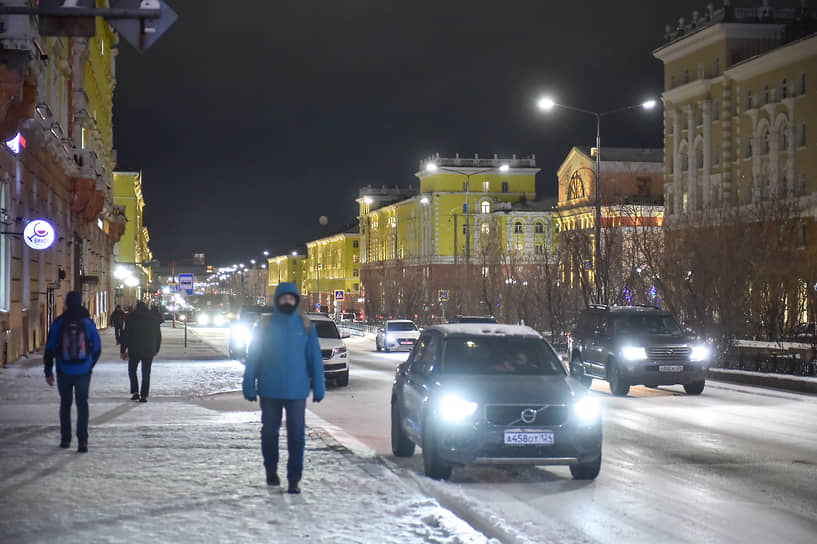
[266,253,306,300]
[654,3,817,324]
[113,171,152,306]
[304,230,361,313]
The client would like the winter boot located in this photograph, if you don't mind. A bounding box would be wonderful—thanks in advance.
[266,469,280,486]
[287,481,301,494]
[131,393,140,401]
[78,441,88,453]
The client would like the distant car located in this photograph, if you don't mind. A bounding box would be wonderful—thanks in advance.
[568,305,712,396]
[228,305,271,360]
[340,312,358,323]
[197,309,228,327]
[307,313,350,386]
[376,320,421,352]
[391,324,602,480]
[447,315,498,324]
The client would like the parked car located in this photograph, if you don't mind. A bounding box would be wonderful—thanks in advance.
[391,324,602,480]
[307,313,350,386]
[447,315,498,324]
[376,320,421,352]
[567,305,712,396]
[228,305,271,360]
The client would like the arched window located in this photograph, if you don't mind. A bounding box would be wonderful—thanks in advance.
[780,128,789,151]
[695,144,704,169]
[762,129,770,154]
[534,222,545,234]
[513,222,524,234]
[481,201,490,214]
[745,139,753,158]
[680,143,689,171]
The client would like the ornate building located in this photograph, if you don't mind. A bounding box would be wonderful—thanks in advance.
[113,171,152,306]
[0,5,123,364]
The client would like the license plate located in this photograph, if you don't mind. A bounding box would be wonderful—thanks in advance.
[400,340,414,345]
[659,365,683,372]
[504,431,554,445]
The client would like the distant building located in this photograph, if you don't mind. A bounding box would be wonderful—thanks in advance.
[266,253,307,302]
[304,227,361,315]
[113,171,152,306]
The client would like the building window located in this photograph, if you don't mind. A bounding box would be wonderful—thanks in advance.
[481,266,489,278]
[762,130,771,154]
[781,78,788,99]
[352,254,359,263]
[534,222,544,234]
[481,222,490,234]
[714,57,720,76]
[780,128,789,151]
[698,63,704,80]
[535,244,544,256]
[353,283,359,291]
[798,73,806,95]
[481,201,490,214]
[745,90,753,110]
[798,221,807,248]
[745,139,753,158]
[513,222,523,234]
[680,146,688,171]
[463,224,468,235]
[683,69,689,83]
[798,173,807,195]
[797,123,807,147]
[353,268,359,277]
[501,181,509,193]
[763,85,769,105]
[482,180,490,192]
[352,240,359,248]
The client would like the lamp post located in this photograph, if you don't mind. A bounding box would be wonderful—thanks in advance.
[537,96,657,304]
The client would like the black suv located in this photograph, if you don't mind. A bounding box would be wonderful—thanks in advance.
[567,305,712,396]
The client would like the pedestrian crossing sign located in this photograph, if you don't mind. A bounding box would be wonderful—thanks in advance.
[438,289,449,302]
[334,290,345,301]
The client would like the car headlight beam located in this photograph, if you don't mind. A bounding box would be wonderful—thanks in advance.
[214,314,226,327]
[622,346,648,361]
[690,345,711,362]
[439,394,478,423]
[573,396,600,422]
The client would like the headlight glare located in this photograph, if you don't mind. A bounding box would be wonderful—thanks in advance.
[386,333,396,343]
[439,394,478,422]
[214,314,226,327]
[198,313,210,325]
[690,345,711,362]
[622,346,648,360]
[232,325,252,346]
[573,396,600,422]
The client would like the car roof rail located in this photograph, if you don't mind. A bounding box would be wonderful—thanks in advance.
[586,304,608,310]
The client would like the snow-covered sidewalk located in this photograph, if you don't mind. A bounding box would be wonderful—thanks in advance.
[0,326,495,544]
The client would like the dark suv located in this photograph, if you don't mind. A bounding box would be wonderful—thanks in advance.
[567,305,712,396]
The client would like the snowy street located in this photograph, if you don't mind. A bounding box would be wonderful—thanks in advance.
[0,325,494,544]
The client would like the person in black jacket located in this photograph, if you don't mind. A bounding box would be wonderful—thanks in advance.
[110,305,126,344]
[120,301,162,402]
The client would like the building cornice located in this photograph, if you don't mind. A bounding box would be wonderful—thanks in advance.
[653,22,785,63]
[663,78,714,105]
[725,33,817,81]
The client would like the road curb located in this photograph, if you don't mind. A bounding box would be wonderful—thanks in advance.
[709,368,817,395]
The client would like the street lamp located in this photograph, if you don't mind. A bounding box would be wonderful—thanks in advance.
[537,95,658,303]
[425,161,510,263]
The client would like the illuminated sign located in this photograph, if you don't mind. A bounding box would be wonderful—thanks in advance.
[23,219,56,250]
[4,132,26,155]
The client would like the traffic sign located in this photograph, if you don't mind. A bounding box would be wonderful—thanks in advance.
[108,0,178,54]
[334,290,345,301]
[316,303,321,311]
[438,289,449,302]
[178,273,194,295]
[582,260,593,271]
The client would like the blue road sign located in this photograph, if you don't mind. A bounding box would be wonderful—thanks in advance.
[178,273,194,295]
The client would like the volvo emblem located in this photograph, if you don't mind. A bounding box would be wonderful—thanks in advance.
[521,408,537,424]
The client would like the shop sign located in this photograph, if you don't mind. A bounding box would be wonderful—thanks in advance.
[24,219,56,250]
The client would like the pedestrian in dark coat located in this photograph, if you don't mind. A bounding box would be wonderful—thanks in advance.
[120,301,162,402]
[243,282,325,494]
[44,291,102,452]
[110,305,126,344]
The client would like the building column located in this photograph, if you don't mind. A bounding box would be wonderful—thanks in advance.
[686,104,696,212]
[672,108,681,216]
[702,100,712,209]
[721,78,734,204]
[748,110,760,202]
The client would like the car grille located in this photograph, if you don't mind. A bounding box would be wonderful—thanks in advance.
[324,362,347,371]
[484,404,568,427]
[646,346,690,362]
[321,349,332,359]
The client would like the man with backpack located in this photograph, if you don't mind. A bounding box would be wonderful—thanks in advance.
[44,291,102,453]
[243,282,325,494]
[110,305,126,344]
[120,301,162,402]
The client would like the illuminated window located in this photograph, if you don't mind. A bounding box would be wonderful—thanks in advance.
[481,201,490,214]
[481,266,489,278]
[481,223,490,234]
[482,180,490,192]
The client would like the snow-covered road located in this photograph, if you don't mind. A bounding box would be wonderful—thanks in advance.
[310,336,817,544]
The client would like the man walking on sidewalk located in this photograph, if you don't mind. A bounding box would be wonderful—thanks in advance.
[243,282,325,494]
[44,291,102,453]
[110,305,125,344]
[120,301,162,402]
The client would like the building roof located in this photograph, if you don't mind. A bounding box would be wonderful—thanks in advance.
[575,147,663,163]
[510,197,558,212]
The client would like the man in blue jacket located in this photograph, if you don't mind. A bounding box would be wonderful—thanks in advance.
[44,291,102,453]
[243,282,325,494]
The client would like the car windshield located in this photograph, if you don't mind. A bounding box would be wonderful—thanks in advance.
[441,336,564,376]
[312,320,340,339]
[388,322,417,332]
[613,315,682,336]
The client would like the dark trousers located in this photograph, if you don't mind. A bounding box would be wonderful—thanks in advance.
[57,373,91,442]
[128,355,153,398]
[114,326,123,344]
[260,398,306,483]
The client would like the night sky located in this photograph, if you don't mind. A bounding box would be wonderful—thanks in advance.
[112,0,784,266]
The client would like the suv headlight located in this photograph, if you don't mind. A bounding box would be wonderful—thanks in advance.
[439,394,478,422]
[622,346,648,360]
[198,313,210,325]
[332,346,347,358]
[573,395,600,422]
[386,333,396,343]
[232,325,252,346]
[690,345,711,362]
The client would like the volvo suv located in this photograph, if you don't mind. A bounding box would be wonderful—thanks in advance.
[391,324,602,480]
[567,305,712,396]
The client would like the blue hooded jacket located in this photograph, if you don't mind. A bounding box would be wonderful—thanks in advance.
[242,282,325,401]
[44,292,102,377]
